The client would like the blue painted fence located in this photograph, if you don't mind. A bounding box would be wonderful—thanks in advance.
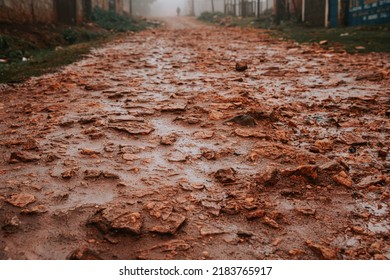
[347,0,390,26]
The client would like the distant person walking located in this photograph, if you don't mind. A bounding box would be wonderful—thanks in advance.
[176,7,181,16]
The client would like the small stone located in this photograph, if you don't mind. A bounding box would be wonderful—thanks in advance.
[235,62,248,72]
[319,40,328,45]
[7,193,36,208]
[332,171,353,187]
[214,168,236,183]
[202,251,210,258]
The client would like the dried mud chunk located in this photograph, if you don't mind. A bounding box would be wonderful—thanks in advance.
[200,225,227,236]
[23,139,39,150]
[214,168,236,184]
[61,169,78,179]
[7,193,36,208]
[296,208,316,216]
[9,151,40,163]
[160,102,187,112]
[235,62,248,72]
[20,205,48,215]
[109,121,154,135]
[280,189,302,198]
[208,110,224,120]
[234,128,266,138]
[339,132,367,146]
[84,84,110,91]
[2,216,21,234]
[80,149,100,156]
[193,131,214,139]
[149,213,186,235]
[355,72,384,82]
[319,160,343,174]
[111,212,142,235]
[102,171,120,179]
[226,114,256,127]
[88,207,142,235]
[152,240,191,252]
[160,133,178,145]
[332,171,353,188]
[358,175,385,187]
[256,167,280,187]
[263,216,280,229]
[67,248,103,260]
[122,153,141,161]
[313,139,333,153]
[283,165,318,181]
[84,169,102,179]
[246,210,265,220]
[306,240,337,260]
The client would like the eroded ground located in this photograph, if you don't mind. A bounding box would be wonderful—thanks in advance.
[0,17,389,260]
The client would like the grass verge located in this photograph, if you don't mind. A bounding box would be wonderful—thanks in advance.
[198,12,390,53]
[0,8,158,84]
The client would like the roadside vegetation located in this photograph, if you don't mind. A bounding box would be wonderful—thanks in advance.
[0,8,158,83]
[198,11,390,54]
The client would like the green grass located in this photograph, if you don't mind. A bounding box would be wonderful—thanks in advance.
[0,9,159,84]
[0,37,112,83]
[198,12,390,53]
[273,24,390,53]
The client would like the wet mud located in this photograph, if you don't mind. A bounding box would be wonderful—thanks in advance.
[0,17,389,260]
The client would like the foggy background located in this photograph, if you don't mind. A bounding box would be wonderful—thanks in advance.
[149,0,224,17]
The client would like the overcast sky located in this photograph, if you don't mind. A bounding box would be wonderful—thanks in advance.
[150,0,190,17]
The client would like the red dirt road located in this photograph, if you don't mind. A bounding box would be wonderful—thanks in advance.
[0,17,389,260]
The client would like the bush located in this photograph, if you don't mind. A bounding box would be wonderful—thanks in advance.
[62,28,79,44]
[198,11,226,23]
[91,7,142,32]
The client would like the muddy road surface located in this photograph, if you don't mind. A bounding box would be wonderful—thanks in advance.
[0,17,389,260]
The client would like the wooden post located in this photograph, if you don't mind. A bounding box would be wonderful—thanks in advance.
[302,0,305,22]
[325,0,329,28]
[211,0,215,13]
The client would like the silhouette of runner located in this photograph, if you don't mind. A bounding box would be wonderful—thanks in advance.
[176,7,181,16]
